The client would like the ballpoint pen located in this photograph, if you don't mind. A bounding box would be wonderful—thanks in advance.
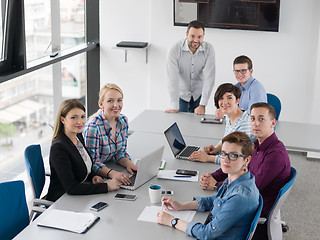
[161,200,164,211]
[174,175,192,178]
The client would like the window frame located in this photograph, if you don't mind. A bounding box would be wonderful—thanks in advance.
[0,0,26,77]
[0,0,100,116]
[0,0,8,61]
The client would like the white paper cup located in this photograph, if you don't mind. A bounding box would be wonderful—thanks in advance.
[149,185,162,203]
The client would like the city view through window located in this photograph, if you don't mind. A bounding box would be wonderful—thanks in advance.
[0,0,86,192]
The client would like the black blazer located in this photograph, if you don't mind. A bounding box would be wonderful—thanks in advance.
[46,133,108,202]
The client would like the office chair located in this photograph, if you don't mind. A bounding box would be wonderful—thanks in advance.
[267,93,281,121]
[246,194,263,240]
[258,167,297,240]
[0,180,29,240]
[24,144,53,219]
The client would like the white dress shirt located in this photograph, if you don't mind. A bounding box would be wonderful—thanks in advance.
[76,137,92,183]
[167,39,216,109]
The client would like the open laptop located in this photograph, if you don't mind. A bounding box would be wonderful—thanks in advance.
[106,146,164,190]
[164,122,200,160]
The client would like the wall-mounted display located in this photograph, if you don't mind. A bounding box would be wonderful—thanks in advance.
[174,0,280,32]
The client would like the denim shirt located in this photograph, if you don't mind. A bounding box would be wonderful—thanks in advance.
[185,172,259,240]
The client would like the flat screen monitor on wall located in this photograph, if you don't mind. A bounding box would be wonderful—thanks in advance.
[174,0,280,32]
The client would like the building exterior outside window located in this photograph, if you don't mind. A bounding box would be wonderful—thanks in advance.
[0,0,87,190]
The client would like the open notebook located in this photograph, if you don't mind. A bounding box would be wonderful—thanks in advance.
[37,209,100,234]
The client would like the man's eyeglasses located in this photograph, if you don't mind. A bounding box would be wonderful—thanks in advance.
[219,151,247,161]
[233,69,249,75]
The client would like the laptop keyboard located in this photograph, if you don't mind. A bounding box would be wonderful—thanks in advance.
[179,146,199,157]
[129,174,136,186]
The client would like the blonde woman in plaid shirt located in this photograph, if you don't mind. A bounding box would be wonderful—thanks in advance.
[83,83,137,186]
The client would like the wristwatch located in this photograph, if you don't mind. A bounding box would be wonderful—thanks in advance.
[171,218,179,228]
[213,182,219,191]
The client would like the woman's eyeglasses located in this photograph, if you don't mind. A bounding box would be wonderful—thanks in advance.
[219,151,247,161]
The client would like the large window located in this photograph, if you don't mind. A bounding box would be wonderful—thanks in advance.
[0,0,100,203]
[0,66,53,184]
[61,53,87,104]
[60,0,85,51]
[24,0,51,62]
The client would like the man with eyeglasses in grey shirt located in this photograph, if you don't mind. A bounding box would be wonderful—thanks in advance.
[165,20,215,115]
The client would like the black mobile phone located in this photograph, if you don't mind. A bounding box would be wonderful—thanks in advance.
[114,193,137,201]
[90,201,108,211]
[176,169,197,176]
[200,117,223,124]
[162,190,174,195]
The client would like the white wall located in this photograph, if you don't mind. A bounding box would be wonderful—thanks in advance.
[100,0,150,120]
[100,0,320,124]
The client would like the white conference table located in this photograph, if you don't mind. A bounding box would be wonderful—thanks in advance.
[130,110,320,154]
[16,109,319,239]
[129,109,225,140]
[275,121,320,153]
[15,132,220,240]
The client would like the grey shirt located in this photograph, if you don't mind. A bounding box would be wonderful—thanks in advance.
[167,39,216,109]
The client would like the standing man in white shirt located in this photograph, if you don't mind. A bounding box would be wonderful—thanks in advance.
[165,20,215,115]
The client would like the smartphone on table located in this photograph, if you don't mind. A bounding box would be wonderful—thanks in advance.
[114,193,137,201]
[200,117,223,124]
[162,190,174,195]
[176,169,197,176]
[90,201,108,211]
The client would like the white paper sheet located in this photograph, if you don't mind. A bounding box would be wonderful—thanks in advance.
[157,170,199,182]
[137,206,196,223]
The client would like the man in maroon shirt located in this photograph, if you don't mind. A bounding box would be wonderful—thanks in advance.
[200,102,291,238]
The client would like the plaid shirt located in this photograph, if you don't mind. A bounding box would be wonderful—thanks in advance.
[82,110,131,173]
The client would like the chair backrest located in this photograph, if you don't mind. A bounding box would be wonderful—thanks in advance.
[267,93,281,121]
[24,144,45,199]
[0,181,29,240]
[246,194,264,240]
[267,167,297,239]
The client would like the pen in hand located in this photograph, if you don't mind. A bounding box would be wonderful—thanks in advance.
[161,200,164,211]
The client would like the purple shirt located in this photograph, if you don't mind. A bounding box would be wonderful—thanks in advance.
[211,132,291,216]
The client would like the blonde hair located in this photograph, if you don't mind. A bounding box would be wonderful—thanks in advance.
[52,99,85,142]
[98,83,123,105]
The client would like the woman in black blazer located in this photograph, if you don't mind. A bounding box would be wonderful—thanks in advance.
[47,99,121,202]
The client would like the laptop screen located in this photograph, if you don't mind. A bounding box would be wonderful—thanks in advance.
[164,122,186,156]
